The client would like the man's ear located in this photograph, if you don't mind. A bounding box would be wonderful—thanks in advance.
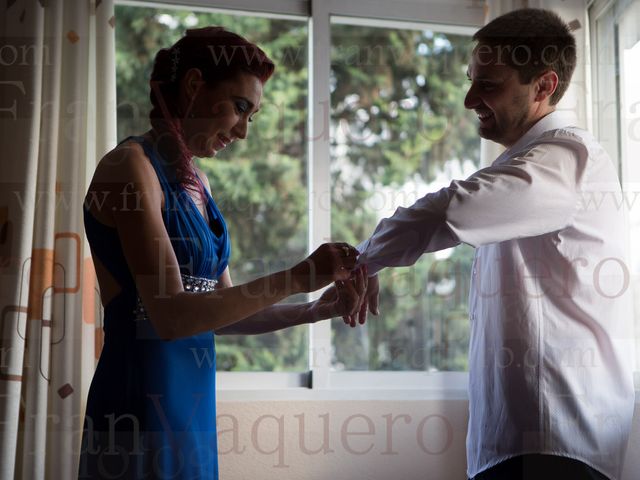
[534,70,559,103]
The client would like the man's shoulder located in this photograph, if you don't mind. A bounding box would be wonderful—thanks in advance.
[528,126,594,159]
[538,126,586,142]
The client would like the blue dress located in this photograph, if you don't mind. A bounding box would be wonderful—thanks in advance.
[79,136,230,479]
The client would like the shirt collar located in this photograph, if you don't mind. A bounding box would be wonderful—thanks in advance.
[494,110,575,164]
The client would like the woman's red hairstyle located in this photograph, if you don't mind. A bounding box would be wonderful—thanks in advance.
[149,27,275,196]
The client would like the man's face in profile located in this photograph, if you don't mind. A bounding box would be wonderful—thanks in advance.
[464,45,536,147]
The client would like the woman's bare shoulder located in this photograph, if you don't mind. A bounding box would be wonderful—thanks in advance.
[91,138,155,184]
[87,137,163,221]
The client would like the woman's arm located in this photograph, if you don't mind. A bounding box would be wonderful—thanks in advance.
[215,268,366,335]
[215,303,317,335]
[199,172,367,336]
[90,144,358,341]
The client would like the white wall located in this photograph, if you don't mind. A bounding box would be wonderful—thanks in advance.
[217,398,640,480]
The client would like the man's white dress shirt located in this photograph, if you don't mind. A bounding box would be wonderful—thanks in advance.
[357,111,635,480]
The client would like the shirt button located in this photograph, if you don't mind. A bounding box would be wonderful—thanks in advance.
[473,268,477,276]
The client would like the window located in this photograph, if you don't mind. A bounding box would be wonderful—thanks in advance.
[112,0,486,388]
[329,20,480,371]
[589,0,640,375]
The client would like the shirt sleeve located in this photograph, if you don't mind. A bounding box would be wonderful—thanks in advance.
[357,140,588,276]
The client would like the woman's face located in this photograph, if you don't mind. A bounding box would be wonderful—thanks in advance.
[179,69,263,158]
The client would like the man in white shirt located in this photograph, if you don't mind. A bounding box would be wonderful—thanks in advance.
[355,8,635,480]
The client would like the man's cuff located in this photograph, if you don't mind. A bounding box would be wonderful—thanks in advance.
[355,238,382,276]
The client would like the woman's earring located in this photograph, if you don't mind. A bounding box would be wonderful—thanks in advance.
[189,112,195,119]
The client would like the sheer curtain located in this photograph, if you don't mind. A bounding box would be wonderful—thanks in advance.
[0,1,115,478]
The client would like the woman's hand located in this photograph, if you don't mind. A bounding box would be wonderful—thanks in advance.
[311,267,368,326]
[290,242,359,293]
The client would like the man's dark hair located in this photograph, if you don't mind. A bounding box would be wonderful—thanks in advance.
[473,8,576,105]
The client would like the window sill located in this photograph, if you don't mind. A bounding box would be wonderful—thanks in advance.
[216,371,640,402]
[217,371,469,401]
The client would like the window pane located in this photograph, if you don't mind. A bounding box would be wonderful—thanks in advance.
[592,0,640,373]
[329,22,480,371]
[115,6,309,371]
[616,1,640,371]
[592,6,620,169]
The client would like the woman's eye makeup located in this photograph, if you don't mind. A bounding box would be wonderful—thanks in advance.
[234,98,259,122]
[235,99,249,114]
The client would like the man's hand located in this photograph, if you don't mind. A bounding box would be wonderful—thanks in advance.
[343,269,379,327]
[312,268,367,324]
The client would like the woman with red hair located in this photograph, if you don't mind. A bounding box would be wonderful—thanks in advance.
[79,27,363,479]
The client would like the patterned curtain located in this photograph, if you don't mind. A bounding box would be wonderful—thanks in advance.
[0,1,116,478]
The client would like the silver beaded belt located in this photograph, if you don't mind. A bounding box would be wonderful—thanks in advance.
[133,273,218,321]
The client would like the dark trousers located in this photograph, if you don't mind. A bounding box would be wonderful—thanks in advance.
[469,454,609,480]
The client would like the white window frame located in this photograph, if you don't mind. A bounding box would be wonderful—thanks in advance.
[311,11,478,394]
[299,0,480,397]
